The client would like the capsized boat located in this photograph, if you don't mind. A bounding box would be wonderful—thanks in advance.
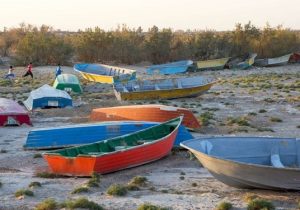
[254,53,292,67]
[23,85,72,110]
[53,74,83,93]
[24,121,193,150]
[181,137,300,190]
[43,117,182,176]
[0,98,31,126]
[196,57,230,71]
[90,104,200,129]
[113,76,215,101]
[74,63,136,84]
[146,60,193,75]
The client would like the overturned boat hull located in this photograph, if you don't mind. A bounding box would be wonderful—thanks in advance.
[254,54,292,67]
[196,58,230,70]
[147,60,193,75]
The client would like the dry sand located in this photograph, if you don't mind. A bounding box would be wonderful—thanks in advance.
[0,64,299,209]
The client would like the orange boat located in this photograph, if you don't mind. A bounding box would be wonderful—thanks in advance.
[43,117,182,176]
[90,104,200,129]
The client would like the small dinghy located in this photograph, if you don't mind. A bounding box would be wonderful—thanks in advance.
[146,60,193,75]
[254,53,292,67]
[53,74,82,93]
[43,117,182,176]
[181,137,300,190]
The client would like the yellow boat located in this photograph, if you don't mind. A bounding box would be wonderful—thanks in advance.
[113,76,216,101]
[74,63,136,84]
[196,57,230,70]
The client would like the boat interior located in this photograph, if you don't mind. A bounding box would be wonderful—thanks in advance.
[114,77,212,92]
[45,118,179,157]
[74,64,135,76]
[187,137,300,169]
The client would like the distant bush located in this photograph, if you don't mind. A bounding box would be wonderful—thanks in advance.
[61,197,103,210]
[15,189,34,197]
[107,184,127,196]
[215,201,233,210]
[35,198,58,210]
[247,199,275,210]
[137,203,169,210]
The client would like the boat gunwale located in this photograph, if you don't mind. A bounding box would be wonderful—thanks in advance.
[73,64,136,77]
[180,137,300,172]
[43,116,183,158]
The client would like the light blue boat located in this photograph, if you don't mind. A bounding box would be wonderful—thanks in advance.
[24,121,193,150]
[181,137,300,190]
[23,85,72,111]
[146,60,193,75]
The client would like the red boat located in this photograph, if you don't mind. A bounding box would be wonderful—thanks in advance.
[90,104,200,129]
[43,117,182,176]
[0,98,31,126]
[289,52,300,63]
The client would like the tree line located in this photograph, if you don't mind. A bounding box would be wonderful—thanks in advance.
[0,22,299,66]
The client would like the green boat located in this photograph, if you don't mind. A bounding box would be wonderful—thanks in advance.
[53,74,83,93]
[196,57,230,71]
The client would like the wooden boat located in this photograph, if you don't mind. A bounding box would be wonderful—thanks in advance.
[74,63,136,84]
[0,98,31,126]
[53,74,82,93]
[43,117,182,176]
[254,53,292,67]
[147,60,193,75]
[90,105,200,129]
[196,57,230,70]
[181,137,300,190]
[235,53,257,69]
[24,121,193,150]
[289,52,300,63]
[113,76,215,101]
[23,85,72,110]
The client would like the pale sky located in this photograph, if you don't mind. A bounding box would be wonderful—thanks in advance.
[1,0,299,31]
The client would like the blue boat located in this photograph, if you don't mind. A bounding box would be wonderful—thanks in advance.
[23,85,72,111]
[24,121,193,150]
[146,60,193,75]
[181,137,300,190]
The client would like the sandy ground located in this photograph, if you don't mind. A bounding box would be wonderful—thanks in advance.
[0,64,299,209]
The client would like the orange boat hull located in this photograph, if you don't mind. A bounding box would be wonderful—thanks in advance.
[90,105,200,129]
[43,129,177,176]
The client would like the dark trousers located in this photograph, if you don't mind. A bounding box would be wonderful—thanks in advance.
[23,71,33,78]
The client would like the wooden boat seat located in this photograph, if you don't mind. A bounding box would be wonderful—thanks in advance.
[154,84,160,90]
[177,81,183,89]
[122,86,129,92]
[200,140,213,155]
[270,146,284,168]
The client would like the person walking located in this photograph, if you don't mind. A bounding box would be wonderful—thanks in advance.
[55,63,62,77]
[23,62,33,79]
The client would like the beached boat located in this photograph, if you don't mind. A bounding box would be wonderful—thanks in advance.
[235,53,257,69]
[181,137,300,190]
[196,57,230,70]
[43,117,182,176]
[113,76,215,101]
[23,84,72,110]
[289,52,300,63]
[90,104,200,129]
[147,60,193,75]
[24,121,193,150]
[74,63,136,84]
[0,98,31,126]
[53,74,82,93]
[254,53,292,67]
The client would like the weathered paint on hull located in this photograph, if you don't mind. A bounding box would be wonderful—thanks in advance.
[236,54,257,70]
[114,82,214,101]
[43,121,179,176]
[90,105,201,129]
[196,58,230,70]
[79,71,114,84]
[255,54,292,67]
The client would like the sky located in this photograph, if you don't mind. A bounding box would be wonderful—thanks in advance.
[1,0,299,31]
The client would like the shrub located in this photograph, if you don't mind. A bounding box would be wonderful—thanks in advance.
[86,172,101,187]
[270,117,282,122]
[137,203,169,210]
[35,198,58,210]
[247,199,275,210]
[71,186,89,194]
[129,176,148,186]
[29,181,42,188]
[35,172,65,178]
[107,184,127,196]
[15,189,34,197]
[215,201,233,210]
[258,109,267,113]
[61,197,103,210]
[33,153,42,158]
